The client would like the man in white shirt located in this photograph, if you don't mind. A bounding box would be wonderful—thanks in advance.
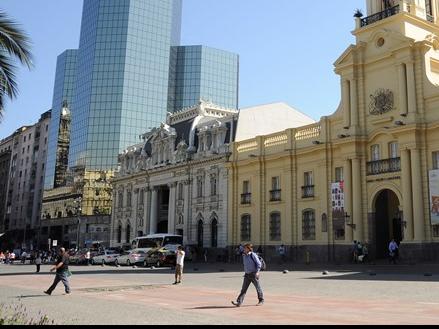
[173,246,185,285]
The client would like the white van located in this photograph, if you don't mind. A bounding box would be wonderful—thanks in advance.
[132,234,183,250]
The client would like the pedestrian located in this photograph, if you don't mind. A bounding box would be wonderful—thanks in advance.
[235,244,244,263]
[35,252,42,273]
[231,243,264,307]
[173,246,185,285]
[44,248,71,296]
[352,240,358,263]
[389,239,399,264]
[85,249,91,266]
[278,244,286,264]
[21,250,27,264]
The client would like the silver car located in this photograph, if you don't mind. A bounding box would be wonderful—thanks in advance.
[115,249,147,266]
[92,250,120,265]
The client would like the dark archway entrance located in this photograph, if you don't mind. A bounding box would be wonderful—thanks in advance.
[374,189,402,258]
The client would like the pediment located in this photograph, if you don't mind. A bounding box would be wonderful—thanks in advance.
[334,45,356,68]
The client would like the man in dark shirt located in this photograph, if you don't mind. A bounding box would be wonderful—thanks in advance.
[44,248,71,295]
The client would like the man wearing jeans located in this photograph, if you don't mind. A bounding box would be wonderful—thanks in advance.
[44,248,71,295]
[232,244,264,307]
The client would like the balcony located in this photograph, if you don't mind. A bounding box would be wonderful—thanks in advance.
[269,190,282,202]
[361,5,400,27]
[302,185,315,199]
[241,193,252,205]
[367,158,401,176]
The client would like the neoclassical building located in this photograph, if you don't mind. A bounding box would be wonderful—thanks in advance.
[228,0,439,262]
[111,100,314,255]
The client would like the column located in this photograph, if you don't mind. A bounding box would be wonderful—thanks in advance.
[184,180,191,244]
[344,159,353,242]
[401,149,414,240]
[149,188,158,235]
[398,63,408,116]
[144,188,151,235]
[352,158,363,241]
[342,79,351,128]
[350,79,359,127]
[168,183,177,234]
[411,149,425,241]
[406,61,417,114]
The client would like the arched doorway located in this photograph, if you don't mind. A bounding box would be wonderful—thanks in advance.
[373,189,402,258]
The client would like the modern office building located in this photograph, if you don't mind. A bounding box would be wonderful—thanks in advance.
[45,50,77,190]
[68,0,183,171]
[169,45,239,112]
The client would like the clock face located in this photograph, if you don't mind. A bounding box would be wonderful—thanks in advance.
[369,89,394,116]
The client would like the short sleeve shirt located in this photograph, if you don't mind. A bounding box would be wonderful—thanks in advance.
[176,251,185,266]
[56,254,70,273]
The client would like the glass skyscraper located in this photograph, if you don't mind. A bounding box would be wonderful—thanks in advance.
[68,0,182,170]
[45,50,77,189]
[45,0,239,188]
[170,46,239,112]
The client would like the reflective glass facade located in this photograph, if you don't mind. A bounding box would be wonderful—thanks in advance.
[170,46,239,111]
[68,0,182,170]
[45,50,78,189]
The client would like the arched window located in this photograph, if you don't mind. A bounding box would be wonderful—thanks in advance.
[117,224,122,244]
[269,212,281,241]
[197,219,204,248]
[211,217,218,248]
[241,215,251,242]
[302,209,316,241]
[126,223,131,243]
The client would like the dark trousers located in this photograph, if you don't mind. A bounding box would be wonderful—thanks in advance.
[236,273,264,305]
[47,271,70,294]
[36,264,41,273]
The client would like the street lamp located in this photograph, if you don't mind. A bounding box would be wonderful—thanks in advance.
[73,197,82,250]
[345,212,356,230]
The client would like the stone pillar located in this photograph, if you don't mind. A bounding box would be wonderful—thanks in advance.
[398,63,408,116]
[411,149,425,241]
[342,79,351,128]
[352,158,363,241]
[144,188,151,235]
[168,183,177,234]
[149,188,158,235]
[406,61,417,114]
[184,180,191,244]
[344,159,353,242]
[350,79,359,127]
[401,149,414,240]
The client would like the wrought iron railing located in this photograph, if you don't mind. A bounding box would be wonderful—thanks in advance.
[361,5,400,27]
[367,158,401,176]
[302,185,315,199]
[241,193,252,205]
[270,190,282,202]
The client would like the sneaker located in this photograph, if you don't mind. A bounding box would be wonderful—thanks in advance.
[231,301,241,307]
[43,291,51,296]
[257,300,264,306]
[172,282,178,285]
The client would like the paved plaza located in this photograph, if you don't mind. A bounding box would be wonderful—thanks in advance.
[1,262,439,325]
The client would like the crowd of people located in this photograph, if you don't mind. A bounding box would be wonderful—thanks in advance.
[0,249,58,266]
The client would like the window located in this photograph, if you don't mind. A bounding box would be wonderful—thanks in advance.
[269,212,281,241]
[389,142,399,159]
[335,167,344,183]
[178,183,184,200]
[433,152,439,170]
[197,177,203,198]
[139,189,144,205]
[321,213,328,233]
[118,191,123,208]
[117,224,122,243]
[302,172,314,198]
[243,180,250,194]
[302,210,316,240]
[304,172,313,186]
[210,175,217,196]
[272,177,280,191]
[197,219,204,247]
[371,145,380,161]
[127,191,132,207]
[126,224,131,243]
[241,214,251,241]
[211,218,218,248]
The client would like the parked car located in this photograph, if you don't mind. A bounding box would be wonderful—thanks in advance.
[114,249,147,266]
[70,249,99,265]
[92,250,120,265]
[144,246,177,268]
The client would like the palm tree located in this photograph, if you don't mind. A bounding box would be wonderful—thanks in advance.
[0,10,33,120]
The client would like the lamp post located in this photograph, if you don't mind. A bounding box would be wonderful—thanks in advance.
[74,197,82,250]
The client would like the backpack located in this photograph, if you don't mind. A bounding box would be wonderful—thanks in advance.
[251,253,266,271]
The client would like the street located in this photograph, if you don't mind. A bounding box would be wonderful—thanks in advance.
[1,262,439,325]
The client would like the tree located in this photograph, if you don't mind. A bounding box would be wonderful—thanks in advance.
[0,10,33,121]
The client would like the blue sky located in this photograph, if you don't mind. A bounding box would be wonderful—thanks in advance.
[0,0,365,139]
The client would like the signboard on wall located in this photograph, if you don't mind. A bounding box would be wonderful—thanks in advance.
[331,181,345,212]
[429,170,439,225]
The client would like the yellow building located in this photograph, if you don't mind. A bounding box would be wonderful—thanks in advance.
[228,0,439,262]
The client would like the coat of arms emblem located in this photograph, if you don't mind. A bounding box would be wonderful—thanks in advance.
[369,89,394,115]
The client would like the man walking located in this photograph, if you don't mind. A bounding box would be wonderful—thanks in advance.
[173,246,185,285]
[278,244,286,264]
[232,244,264,307]
[44,248,71,295]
